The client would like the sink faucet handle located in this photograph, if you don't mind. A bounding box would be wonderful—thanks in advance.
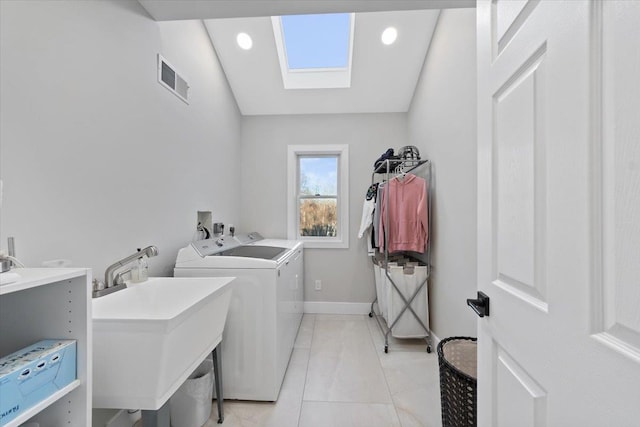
[92,278,105,291]
[114,270,130,286]
[103,245,159,290]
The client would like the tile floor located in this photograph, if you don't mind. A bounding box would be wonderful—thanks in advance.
[206,314,443,427]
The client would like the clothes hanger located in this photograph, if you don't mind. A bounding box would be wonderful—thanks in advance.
[394,163,407,181]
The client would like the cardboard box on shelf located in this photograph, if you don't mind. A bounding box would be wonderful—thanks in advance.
[0,340,76,426]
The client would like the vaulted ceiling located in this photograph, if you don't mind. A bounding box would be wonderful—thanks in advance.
[137,1,474,115]
[204,11,439,115]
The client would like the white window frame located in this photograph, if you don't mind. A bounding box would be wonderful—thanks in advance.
[287,144,349,249]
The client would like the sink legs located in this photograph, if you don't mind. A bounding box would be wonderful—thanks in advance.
[141,400,170,427]
[139,344,223,426]
[213,344,224,424]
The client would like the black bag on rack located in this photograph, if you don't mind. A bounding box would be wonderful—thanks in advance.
[374,148,401,173]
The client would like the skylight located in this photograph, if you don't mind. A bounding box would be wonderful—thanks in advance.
[281,13,351,70]
[272,13,355,90]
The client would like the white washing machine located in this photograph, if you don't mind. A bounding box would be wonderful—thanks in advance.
[174,232,303,401]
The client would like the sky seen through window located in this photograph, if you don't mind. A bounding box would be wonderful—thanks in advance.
[299,157,337,196]
[281,13,351,70]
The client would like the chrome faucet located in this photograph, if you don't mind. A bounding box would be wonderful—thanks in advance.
[104,246,159,289]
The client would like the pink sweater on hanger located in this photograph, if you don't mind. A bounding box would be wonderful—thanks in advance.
[379,173,428,253]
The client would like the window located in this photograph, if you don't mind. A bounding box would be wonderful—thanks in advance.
[281,13,351,69]
[271,14,355,89]
[288,145,349,248]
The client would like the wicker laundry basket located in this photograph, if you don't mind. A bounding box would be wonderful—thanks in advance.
[438,336,478,427]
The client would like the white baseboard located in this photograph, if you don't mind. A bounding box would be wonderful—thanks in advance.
[303,301,372,315]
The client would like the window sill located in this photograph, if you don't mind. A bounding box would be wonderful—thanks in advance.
[293,237,348,249]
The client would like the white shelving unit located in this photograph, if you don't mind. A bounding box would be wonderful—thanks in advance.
[0,268,92,427]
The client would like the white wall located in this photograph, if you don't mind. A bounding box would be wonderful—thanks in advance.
[0,0,241,277]
[240,114,408,304]
[408,8,477,339]
[0,0,478,336]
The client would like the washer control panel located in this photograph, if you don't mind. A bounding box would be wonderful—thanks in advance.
[191,232,264,257]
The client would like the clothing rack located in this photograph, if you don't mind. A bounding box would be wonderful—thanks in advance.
[368,158,433,353]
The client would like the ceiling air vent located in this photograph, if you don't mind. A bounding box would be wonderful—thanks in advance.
[157,54,189,104]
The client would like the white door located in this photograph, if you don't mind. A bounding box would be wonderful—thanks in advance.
[476,1,640,426]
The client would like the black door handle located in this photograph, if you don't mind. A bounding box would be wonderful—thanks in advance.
[467,291,490,317]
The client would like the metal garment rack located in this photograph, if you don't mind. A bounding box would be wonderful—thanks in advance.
[368,158,433,353]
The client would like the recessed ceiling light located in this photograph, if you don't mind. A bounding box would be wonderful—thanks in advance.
[381,27,397,45]
[237,32,253,50]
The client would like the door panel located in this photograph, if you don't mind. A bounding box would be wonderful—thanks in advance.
[493,0,541,56]
[477,1,640,426]
[493,47,547,309]
[592,0,640,362]
[494,344,546,427]
[495,0,528,41]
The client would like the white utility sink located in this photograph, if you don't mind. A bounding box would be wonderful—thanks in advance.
[92,277,234,410]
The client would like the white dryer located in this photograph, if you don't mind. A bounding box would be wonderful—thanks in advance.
[174,233,303,401]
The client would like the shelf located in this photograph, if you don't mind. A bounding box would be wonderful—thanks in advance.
[3,379,81,427]
[0,268,92,425]
[0,268,88,296]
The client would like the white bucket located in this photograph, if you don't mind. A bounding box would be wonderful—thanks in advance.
[169,357,213,427]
